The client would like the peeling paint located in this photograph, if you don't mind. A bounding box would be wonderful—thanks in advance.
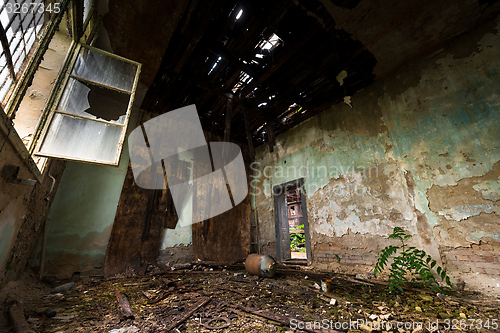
[468,230,500,241]
[438,203,499,221]
[254,14,500,276]
[473,180,500,201]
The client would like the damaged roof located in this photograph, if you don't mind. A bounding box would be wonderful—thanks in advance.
[103,0,500,149]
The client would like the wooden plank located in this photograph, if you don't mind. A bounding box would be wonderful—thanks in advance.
[192,196,251,262]
[103,166,165,277]
[163,297,211,332]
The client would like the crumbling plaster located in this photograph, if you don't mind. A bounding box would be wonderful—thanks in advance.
[253,14,500,276]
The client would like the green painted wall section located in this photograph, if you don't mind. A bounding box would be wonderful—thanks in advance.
[44,143,130,275]
[253,134,390,198]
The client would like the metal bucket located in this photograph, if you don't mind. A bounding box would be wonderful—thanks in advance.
[245,254,277,278]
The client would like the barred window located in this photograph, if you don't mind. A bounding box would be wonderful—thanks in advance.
[0,0,46,102]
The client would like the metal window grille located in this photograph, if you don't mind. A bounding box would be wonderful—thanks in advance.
[0,0,46,102]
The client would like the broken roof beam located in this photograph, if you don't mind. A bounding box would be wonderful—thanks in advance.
[239,27,315,98]
[141,0,220,111]
[206,46,256,79]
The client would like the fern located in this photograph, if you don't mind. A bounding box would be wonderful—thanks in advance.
[374,227,453,293]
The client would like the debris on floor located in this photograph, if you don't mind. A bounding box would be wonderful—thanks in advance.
[1,264,499,332]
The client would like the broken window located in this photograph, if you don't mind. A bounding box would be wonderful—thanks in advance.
[35,44,141,165]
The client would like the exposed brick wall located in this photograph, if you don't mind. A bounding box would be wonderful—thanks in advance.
[443,244,499,275]
[313,243,378,266]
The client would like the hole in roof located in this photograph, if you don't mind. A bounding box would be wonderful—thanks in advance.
[257,33,281,52]
[278,103,303,124]
[208,56,222,75]
[231,71,253,93]
[235,9,243,20]
[256,122,266,133]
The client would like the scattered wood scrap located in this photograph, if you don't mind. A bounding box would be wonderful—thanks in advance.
[215,285,249,296]
[7,266,500,333]
[163,296,212,332]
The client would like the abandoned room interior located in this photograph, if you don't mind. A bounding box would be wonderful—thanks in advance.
[1,0,500,331]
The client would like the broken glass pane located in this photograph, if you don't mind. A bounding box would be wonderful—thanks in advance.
[57,78,129,125]
[83,0,92,23]
[39,113,122,163]
[72,47,137,92]
[35,43,140,166]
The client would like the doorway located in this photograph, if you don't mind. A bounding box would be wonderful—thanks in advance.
[273,178,311,264]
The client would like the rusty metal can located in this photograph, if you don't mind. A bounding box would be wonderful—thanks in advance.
[245,254,277,278]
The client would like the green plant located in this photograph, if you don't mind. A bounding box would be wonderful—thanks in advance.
[374,227,452,293]
[290,225,305,251]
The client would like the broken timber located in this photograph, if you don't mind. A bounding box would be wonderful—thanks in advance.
[163,296,212,332]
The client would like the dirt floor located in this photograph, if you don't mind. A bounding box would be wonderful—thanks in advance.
[1,264,499,333]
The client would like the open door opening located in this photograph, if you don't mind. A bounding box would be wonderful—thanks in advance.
[273,178,311,264]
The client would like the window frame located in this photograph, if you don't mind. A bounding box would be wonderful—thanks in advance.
[0,0,142,181]
[33,43,142,166]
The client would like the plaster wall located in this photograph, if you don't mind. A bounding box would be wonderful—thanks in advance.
[43,145,130,277]
[254,15,500,291]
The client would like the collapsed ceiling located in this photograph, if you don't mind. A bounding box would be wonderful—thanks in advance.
[104,0,500,150]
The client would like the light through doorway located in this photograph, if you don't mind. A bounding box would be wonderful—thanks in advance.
[273,178,311,264]
[287,188,306,259]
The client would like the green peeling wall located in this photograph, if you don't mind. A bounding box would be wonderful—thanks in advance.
[253,15,500,288]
